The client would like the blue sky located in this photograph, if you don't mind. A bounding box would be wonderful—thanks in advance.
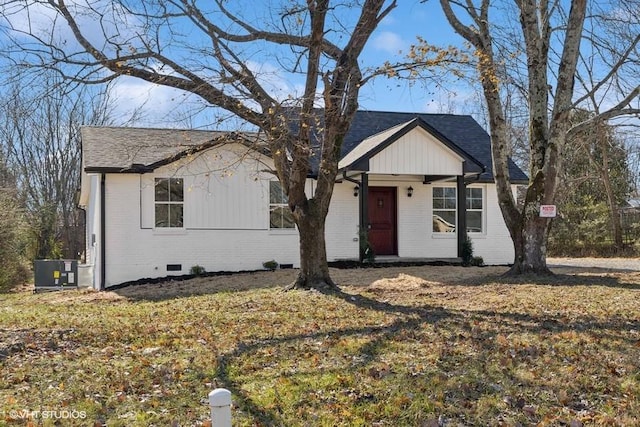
[358,1,466,112]
[0,1,490,128]
[1,0,637,133]
[95,1,474,128]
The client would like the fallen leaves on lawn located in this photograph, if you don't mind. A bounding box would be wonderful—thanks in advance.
[1,265,639,426]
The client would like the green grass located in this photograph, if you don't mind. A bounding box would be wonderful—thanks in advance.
[1,266,639,426]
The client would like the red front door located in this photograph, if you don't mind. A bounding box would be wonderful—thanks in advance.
[367,187,397,255]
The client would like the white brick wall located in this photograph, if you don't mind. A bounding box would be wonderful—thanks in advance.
[469,183,516,265]
[88,148,516,287]
[104,173,300,286]
[82,174,101,288]
[325,181,360,260]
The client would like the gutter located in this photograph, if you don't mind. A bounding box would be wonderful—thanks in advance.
[341,170,361,187]
[100,173,106,291]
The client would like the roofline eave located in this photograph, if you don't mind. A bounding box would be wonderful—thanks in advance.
[84,135,272,174]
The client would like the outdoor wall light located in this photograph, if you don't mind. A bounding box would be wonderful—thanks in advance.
[407,186,414,197]
[353,186,360,197]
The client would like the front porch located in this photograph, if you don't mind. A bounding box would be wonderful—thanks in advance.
[336,117,486,263]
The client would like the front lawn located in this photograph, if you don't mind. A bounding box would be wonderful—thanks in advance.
[1,265,639,426]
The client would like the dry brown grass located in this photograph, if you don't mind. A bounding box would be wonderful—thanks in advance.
[1,264,639,426]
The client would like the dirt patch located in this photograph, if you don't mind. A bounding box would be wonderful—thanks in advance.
[368,273,437,291]
[104,265,514,301]
[333,265,508,287]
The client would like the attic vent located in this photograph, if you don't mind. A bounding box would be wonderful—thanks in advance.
[166,264,182,272]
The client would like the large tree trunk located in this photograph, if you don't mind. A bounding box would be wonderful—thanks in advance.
[508,217,553,275]
[288,200,338,291]
[440,0,589,277]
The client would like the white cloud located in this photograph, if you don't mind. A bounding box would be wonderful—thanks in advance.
[108,60,327,127]
[109,77,196,126]
[245,60,325,107]
[1,1,144,57]
[372,31,406,54]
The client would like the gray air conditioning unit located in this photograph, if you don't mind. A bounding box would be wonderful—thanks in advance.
[33,260,78,292]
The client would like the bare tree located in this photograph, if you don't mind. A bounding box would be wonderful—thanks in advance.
[0,147,30,290]
[585,123,629,249]
[554,111,633,251]
[437,0,640,274]
[629,135,640,194]
[0,0,410,289]
[0,70,116,259]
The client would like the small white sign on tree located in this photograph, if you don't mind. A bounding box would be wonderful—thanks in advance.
[539,205,557,218]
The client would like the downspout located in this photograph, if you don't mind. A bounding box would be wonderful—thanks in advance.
[456,175,467,259]
[100,173,106,291]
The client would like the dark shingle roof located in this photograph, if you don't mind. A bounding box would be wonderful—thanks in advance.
[82,111,528,182]
[338,117,485,174]
[342,110,527,182]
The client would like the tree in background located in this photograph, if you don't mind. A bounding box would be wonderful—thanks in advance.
[626,133,640,195]
[551,114,633,254]
[0,71,115,260]
[436,0,639,274]
[0,0,454,289]
[0,152,30,290]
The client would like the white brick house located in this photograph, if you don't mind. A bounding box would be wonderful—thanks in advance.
[78,111,527,289]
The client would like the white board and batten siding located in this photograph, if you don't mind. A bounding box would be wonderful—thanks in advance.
[140,144,272,230]
[102,144,303,287]
[368,127,464,176]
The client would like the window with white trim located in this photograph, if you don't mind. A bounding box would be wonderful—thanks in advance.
[433,187,457,232]
[155,178,184,228]
[432,186,484,233]
[466,187,484,233]
[269,181,295,229]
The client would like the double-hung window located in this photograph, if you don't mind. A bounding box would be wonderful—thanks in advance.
[432,187,457,232]
[466,187,483,233]
[432,186,484,233]
[155,178,184,228]
[269,181,295,229]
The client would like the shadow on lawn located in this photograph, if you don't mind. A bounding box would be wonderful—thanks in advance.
[214,286,640,425]
[214,314,433,425]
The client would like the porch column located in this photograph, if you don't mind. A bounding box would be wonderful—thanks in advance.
[457,175,467,258]
[359,173,369,262]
